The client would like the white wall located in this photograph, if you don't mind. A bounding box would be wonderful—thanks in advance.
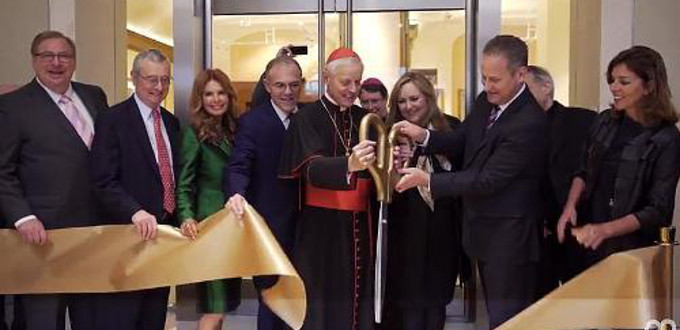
[0,0,126,102]
[0,0,49,86]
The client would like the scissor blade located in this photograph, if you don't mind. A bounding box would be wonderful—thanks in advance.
[374,202,389,323]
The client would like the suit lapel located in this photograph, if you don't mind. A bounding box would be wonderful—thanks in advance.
[265,102,287,132]
[27,80,89,150]
[72,83,99,122]
[127,98,162,179]
[464,89,530,168]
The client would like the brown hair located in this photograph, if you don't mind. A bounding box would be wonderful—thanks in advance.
[31,30,76,57]
[189,69,239,143]
[483,35,528,72]
[386,71,451,132]
[607,45,678,126]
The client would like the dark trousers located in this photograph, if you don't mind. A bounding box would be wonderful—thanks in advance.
[93,287,169,330]
[21,294,94,330]
[478,261,539,329]
[382,305,446,330]
[1,295,25,330]
[254,277,290,330]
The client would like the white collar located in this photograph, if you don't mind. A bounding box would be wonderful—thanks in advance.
[36,77,74,104]
[270,99,296,124]
[133,93,156,120]
[324,92,350,111]
[496,83,526,112]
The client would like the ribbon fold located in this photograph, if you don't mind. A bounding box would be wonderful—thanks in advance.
[0,205,306,329]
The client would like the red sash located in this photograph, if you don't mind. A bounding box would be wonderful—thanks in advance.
[305,178,370,212]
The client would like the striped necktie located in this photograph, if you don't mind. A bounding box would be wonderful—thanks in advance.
[58,95,93,147]
[487,105,501,129]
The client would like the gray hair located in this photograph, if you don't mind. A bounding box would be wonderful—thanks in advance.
[131,49,169,75]
[325,57,363,75]
[526,65,554,98]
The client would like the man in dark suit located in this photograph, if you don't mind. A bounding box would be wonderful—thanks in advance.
[225,56,301,330]
[395,35,547,328]
[89,49,179,330]
[0,31,108,330]
[525,65,596,288]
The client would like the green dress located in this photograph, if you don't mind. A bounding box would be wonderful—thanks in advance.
[176,126,241,313]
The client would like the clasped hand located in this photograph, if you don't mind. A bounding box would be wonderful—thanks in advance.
[348,140,376,172]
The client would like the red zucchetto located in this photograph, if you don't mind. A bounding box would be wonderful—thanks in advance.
[326,48,361,64]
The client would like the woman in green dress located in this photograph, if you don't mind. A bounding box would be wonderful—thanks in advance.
[176,68,241,330]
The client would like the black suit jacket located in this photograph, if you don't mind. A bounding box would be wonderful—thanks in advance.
[0,79,108,229]
[544,102,596,228]
[428,87,547,263]
[225,101,298,253]
[89,96,180,225]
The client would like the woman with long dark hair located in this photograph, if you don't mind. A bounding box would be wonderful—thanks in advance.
[557,46,680,274]
[176,68,241,330]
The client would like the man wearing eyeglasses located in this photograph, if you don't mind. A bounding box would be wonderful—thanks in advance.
[225,56,302,330]
[0,30,109,330]
[89,49,179,330]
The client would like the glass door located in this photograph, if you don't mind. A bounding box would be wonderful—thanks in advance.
[210,0,470,118]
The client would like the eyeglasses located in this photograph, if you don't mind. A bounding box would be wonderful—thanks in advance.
[270,81,302,91]
[138,75,172,87]
[34,52,75,62]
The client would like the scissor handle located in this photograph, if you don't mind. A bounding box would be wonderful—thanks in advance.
[359,113,393,203]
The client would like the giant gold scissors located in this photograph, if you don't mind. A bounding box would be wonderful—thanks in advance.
[358,113,400,323]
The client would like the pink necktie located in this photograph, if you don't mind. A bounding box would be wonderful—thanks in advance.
[59,95,93,148]
[152,108,175,214]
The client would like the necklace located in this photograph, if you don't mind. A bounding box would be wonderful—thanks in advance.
[320,98,353,157]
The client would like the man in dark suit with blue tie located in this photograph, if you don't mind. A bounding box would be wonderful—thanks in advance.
[395,35,548,328]
[224,56,302,330]
[0,31,109,330]
[89,49,179,330]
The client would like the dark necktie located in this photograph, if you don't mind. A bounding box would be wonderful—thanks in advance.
[487,105,501,129]
[152,108,175,214]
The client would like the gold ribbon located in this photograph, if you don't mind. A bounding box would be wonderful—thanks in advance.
[496,245,671,330]
[0,205,306,329]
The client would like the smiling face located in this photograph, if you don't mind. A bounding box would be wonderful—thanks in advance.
[609,63,649,114]
[32,37,76,94]
[324,61,363,109]
[481,54,524,106]
[397,82,429,126]
[201,80,228,117]
[264,62,302,114]
[131,59,171,110]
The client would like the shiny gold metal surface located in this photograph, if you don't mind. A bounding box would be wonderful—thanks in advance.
[496,245,671,330]
[358,113,400,203]
[0,205,306,329]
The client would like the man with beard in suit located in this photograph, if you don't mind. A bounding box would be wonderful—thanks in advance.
[0,31,108,330]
